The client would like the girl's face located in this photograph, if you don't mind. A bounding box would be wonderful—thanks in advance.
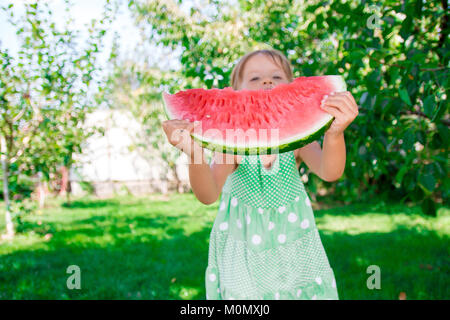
[239,53,290,91]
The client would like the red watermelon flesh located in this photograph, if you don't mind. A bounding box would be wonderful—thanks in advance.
[162,75,346,155]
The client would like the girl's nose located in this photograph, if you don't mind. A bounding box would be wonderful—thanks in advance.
[263,79,273,85]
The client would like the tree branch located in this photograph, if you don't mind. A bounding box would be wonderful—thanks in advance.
[7,98,44,163]
[399,110,450,127]
[368,55,448,72]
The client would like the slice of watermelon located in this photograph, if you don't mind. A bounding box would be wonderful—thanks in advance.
[162,75,346,155]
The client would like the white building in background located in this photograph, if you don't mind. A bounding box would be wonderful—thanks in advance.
[70,108,191,197]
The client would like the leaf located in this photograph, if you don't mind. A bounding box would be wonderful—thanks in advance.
[403,128,415,151]
[347,49,365,61]
[423,163,435,176]
[423,95,435,118]
[205,78,213,88]
[399,88,411,106]
[400,16,412,40]
[367,70,381,92]
[359,92,369,105]
[421,197,437,217]
[437,124,449,143]
[432,100,446,122]
[415,130,426,144]
[395,165,409,184]
[418,172,436,193]
[415,0,423,16]
[432,161,444,177]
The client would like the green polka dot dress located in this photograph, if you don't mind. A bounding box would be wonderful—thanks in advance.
[204,150,339,300]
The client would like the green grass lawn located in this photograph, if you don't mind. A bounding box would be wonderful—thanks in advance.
[0,193,448,300]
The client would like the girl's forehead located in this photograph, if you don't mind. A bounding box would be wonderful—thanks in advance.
[244,55,283,74]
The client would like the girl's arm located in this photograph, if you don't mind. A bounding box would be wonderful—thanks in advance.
[162,119,237,205]
[297,91,358,182]
[188,148,237,205]
[320,132,346,181]
[297,134,345,182]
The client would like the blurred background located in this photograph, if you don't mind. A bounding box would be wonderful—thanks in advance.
[0,0,448,300]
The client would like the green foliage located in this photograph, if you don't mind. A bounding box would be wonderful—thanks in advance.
[129,0,449,215]
[0,165,35,201]
[9,198,37,233]
[104,35,190,182]
[0,194,448,299]
[0,0,114,233]
[79,181,96,195]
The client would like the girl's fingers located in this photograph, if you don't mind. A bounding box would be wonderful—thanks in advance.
[187,121,201,133]
[320,104,344,118]
[329,92,359,114]
[322,98,351,115]
[323,95,355,116]
[340,94,358,115]
[167,119,195,131]
[186,122,194,131]
[324,93,351,106]
[345,91,358,109]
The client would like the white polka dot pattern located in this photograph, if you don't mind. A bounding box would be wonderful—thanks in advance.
[205,150,339,300]
[221,152,307,208]
[301,219,310,229]
[277,234,286,243]
[252,234,261,245]
[219,222,228,231]
[288,212,298,223]
[205,227,339,300]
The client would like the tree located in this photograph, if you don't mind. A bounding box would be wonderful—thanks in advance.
[105,37,189,193]
[128,0,448,215]
[0,0,114,238]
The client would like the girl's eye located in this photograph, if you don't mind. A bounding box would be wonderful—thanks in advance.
[250,76,281,81]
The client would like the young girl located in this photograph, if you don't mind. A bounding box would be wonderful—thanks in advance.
[162,49,358,300]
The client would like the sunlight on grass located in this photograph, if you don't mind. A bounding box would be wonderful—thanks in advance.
[64,233,115,247]
[317,207,450,236]
[0,233,52,254]
[355,256,372,267]
[171,285,200,300]
[318,213,397,234]
[0,194,448,299]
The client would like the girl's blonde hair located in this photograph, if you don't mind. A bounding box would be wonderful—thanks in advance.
[230,49,294,90]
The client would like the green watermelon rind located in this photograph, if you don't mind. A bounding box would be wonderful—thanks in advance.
[190,116,334,155]
[162,92,173,120]
[162,75,346,155]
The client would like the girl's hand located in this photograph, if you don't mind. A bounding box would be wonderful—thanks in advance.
[162,119,203,160]
[320,91,359,137]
